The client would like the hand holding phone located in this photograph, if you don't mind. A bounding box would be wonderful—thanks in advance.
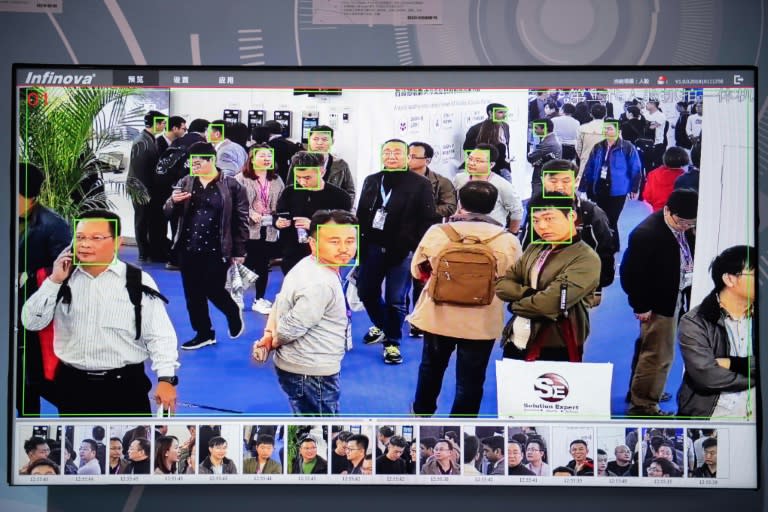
[50,246,74,284]
[171,188,191,203]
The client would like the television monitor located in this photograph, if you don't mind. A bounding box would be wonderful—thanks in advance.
[11,65,757,488]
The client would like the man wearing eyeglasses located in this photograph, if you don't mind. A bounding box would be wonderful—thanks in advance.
[21,209,179,416]
[342,434,369,475]
[677,245,756,419]
[620,188,698,416]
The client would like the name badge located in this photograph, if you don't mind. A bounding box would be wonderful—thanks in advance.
[372,208,387,230]
[600,165,608,180]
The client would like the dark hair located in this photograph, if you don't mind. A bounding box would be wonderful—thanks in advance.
[526,437,547,455]
[473,142,499,164]
[255,435,275,447]
[542,159,578,174]
[263,120,283,134]
[244,143,278,180]
[348,434,369,452]
[335,431,353,444]
[378,426,395,438]
[309,124,334,138]
[463,435,479,464]
[92,426,105,441]
[552,466,576,476]
[562,103,576,115]
[458,180,497,215]
[420,437,437,450]
[649,436,665,452]
[132,437,151,456]
[188,118,210,134]
[289,151,325,174]
[154,435,179,474]
[169,116,186,130]
[507,439,525,453]
[309,209,359,241]
[545,102,558,112]
[27,458,60,474]
[709,245,755,292]
[627,105,642,118]
[209,120,225,136]
[511,433,528,446]
[251,126,271,144]
[481,436,504,453]
[528,192,577,215]
[408,141,434,159]
[532,118,554,133]
[109,437,122,445]
[590,104,607,119]
[228,122,250,149]
[702,438,717,450]
[597,449,607,456]
[663,147,690,168]
[144,110,165,128]
[77,209,121,237]
[569,439,588,449]
[19,163,45,199]
[647,100,660,109]
[64,442,76,461]
[665,188,698,219]
[24,436,48,454]
[208,436,227,448]
[388,435,407,449]
[690,143,702,168]
[701,429,716,437]
[299,436,317,448]
[434,439,453,452]
[486,103,507,116]
[649,457,676,476]
[80,438,97,453]
[188,141,217,159]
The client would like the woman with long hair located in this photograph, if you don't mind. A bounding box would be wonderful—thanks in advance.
[235,143,285,314]
[475,120,509,179]
[154,435,180,474]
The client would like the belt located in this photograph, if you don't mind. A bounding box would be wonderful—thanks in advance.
[61,362,144,380]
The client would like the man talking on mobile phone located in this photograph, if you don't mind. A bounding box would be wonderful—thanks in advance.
[21,209,180,416]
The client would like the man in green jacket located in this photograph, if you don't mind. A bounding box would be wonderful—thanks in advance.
[243,435,283,474]
[496,192,600,361]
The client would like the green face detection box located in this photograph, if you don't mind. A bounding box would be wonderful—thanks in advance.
[250,146,275,170]
[541,170,576,199]
[189,154,217,176]
[308,131,333,152]
[465,149,492,176]
[207,123,225,142]
[72,218,119,265]
[315,224,360,267]
[153,116,169,133]
[532,122,548,138]
[529,207,574,245]
[492,107,508,123]
[293,167,323,190]
[602,121,620,140]
[380,142,408,172]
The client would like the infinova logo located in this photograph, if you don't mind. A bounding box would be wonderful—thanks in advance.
[24,71,96,85]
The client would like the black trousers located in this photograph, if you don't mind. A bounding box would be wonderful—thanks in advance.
[411,277,425,311]
[180,252,240,336]
[596,194,627,251]
[503,343,583,362]
[244,235,273,300]
[132,201,151,259]
[55,362,152,416]
[147,194,171,262]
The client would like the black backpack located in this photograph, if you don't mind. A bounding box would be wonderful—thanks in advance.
[56,263,168,340]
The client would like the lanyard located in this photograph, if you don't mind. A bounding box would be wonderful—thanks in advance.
[339,275,353,350]
[674,231,693,270]
[256,177,270,211]
[380,178,393,208]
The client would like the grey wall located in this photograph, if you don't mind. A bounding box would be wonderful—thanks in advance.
[1,1,764,510]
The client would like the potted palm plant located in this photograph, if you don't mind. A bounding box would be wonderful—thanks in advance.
[18,86,150,222]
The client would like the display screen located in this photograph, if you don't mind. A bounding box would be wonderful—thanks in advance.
[11,66,757,488]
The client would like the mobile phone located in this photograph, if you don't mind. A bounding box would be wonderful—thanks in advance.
[275,212,292,220]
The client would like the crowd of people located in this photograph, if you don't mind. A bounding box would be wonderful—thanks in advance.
[16,88,755,422]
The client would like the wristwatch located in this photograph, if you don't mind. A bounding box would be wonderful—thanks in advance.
[158,376,179,386]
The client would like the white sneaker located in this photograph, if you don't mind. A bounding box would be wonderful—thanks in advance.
[251,298,273,315]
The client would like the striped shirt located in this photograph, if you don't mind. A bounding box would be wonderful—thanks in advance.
[21,260,179,377]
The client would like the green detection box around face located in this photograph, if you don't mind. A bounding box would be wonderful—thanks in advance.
[207,123,225,142]
[602,121,619,140]
[153,116,169,133]
[465,149,492,176]
[308,131,333,152]
[542,170,576,199]
[530,207,574,245]
[189,154,217,176]
[315,224,360,267]
[380,142,408,172]
[72,218,119,266]
[492,107,508,123]
[532,122,548,138]
[250,146,275,170]
[294,167,323,190]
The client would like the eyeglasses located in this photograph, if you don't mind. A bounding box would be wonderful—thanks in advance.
[408,155,427,160]
[382,150,404,157]
[672,215,697,228]
[75,235,113,243]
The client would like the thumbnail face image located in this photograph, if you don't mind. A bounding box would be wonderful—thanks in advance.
[243,425,284,475]
[463,425,505,476]
[17,424,64,476]
[373,425,416,475]
[197,425,240,475]
[597,427,639,477]
[59,425,108,476]
[508,426,550,476]
[153,424,196,475]
[330,425,374,475]
[287,425,328,475]
[419,426,461,475]
[551,426,595,477]
[110,425,151,475]
[640,428,684,477]
[687,429,724,479]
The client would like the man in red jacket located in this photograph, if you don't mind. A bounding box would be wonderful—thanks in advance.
[642,147,690,212]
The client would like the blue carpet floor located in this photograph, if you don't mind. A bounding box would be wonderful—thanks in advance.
[41,199,682,418]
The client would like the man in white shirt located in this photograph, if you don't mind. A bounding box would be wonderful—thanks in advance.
[645,100,668,170]
[686,103,703,144]
[21,209,179,416]
[77,439,102,475]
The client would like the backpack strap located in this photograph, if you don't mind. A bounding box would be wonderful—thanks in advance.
[439,224,464,243]
[125,263,169,341]
[481,229,507,244]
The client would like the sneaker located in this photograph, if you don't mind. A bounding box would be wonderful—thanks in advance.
[181,333,216,350]
[363,326,386,345]
[409,326,424,338]
[383,345,403,365]
[228,309,245,338]
[251,298,273,315]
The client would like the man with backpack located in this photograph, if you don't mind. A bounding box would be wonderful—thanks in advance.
[20,209,179,416]
[578,119,642,251]
[408,181,521,417]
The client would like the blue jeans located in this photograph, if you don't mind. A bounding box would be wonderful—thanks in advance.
[412,332,495,417]
[276,367,341,416]
[356,244,413,345]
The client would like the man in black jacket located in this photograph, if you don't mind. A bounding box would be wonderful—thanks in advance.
[128,110,165,261]
[265,120,301,184]
[520,160,616,304]
[677,245,756,419]
[156,115,187,154]
[620,188,698,416]
[357,139,436,364]
[164,142,249,350]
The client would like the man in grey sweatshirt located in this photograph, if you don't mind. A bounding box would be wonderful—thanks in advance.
[252,209,358,415]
